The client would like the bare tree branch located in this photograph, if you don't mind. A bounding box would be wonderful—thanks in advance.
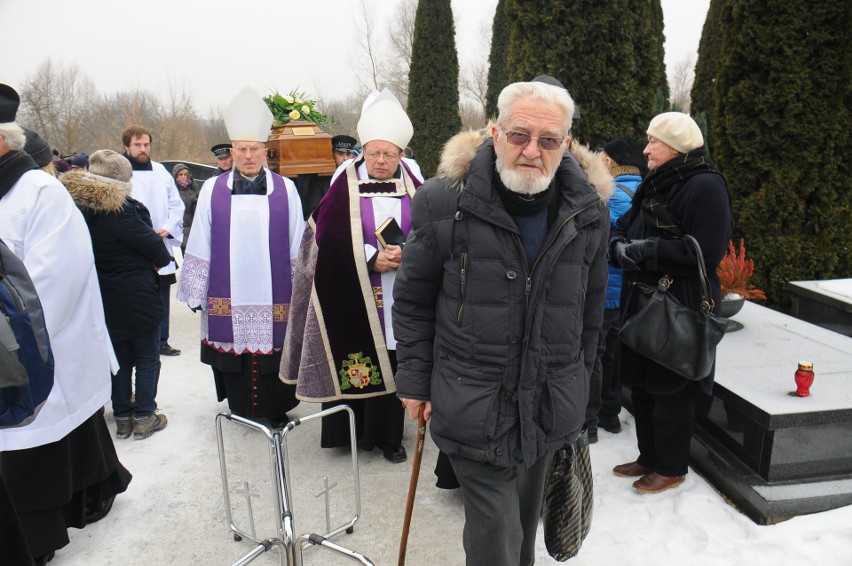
[668,55,696,113]
[384,0,418,103]
[18,59,98,153]
[458,16,492,128]
[349,0,383,93]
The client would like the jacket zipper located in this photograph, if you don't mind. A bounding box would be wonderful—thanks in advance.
[457,250,468,323]
[514,202,597,310]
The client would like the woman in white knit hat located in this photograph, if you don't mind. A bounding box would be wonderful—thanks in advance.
[608,112,734,495]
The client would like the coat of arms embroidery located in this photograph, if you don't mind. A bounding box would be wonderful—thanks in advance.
[339,352,382,390]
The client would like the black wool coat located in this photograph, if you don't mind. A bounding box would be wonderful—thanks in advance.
[61,171,173,342]
[613,167,733,395]
[177,181,201,249]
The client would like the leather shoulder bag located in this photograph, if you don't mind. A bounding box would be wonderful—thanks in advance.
[618,234,728,380]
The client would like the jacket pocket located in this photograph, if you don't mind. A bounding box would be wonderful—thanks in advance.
[539,356,587,441]
[431,352,500,448]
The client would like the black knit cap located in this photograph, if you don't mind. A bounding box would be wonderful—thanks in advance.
[602,137,646,171]
[532,74,565,89]
[531,75,581,122]
[22,127,53,167]
[0,83,20,123]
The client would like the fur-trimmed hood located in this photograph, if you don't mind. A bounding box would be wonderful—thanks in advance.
[60,170,130,214]
[436,128,614,202]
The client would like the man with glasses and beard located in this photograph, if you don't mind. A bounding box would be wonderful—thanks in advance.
[178,86,305,426]
[122,125,184,357]
[392,81,612,565]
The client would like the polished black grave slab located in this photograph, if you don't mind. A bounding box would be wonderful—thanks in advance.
[625,301,852,524]
[788,279,852,338]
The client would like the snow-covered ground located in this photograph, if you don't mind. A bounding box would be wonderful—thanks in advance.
[58,290,852,566]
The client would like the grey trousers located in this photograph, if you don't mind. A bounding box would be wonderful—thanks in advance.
[449,450,555,566]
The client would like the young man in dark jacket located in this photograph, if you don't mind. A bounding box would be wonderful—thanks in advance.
[393,81,611,566]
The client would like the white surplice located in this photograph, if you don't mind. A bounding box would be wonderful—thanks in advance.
[129,160,184,276]
[0,169,118,451]
[177,169,305,354]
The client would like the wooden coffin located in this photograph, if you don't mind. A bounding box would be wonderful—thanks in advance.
[266,121,336,177]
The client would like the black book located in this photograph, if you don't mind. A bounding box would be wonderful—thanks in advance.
[375,216,406,248]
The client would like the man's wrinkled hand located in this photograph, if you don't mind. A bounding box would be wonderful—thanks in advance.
[400,398,432,421]
[374,244,403,272]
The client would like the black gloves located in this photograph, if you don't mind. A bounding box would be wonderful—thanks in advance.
[612,239,649,271]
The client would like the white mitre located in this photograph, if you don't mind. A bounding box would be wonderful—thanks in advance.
[224,86,273,142]
[357,88,413,150]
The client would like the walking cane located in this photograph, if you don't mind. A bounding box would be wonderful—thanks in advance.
[398,404,426,566]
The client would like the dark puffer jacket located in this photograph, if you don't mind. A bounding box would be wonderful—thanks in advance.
[61,170,172,342]
[393,131,612,468]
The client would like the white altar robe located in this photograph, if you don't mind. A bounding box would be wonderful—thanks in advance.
[0,169,118,451]
[129,160,184,276]
[177,168,305,354]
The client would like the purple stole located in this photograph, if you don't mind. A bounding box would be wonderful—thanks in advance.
[359,194,412,335]
[207,171,291,350]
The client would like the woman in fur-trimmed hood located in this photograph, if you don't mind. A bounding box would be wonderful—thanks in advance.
[393,80,612,564]
[62,161,172,343]
[61,150,172,437]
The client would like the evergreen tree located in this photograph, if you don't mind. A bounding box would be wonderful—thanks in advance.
[691,0,725,153]
[407,0,461,178]
[713,0,852,307]
[485,0,509,120]
[503,0,666,148]
[653,88,668,115]
[640,0,669,111]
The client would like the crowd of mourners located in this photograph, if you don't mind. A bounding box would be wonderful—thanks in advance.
[0,74,732,566]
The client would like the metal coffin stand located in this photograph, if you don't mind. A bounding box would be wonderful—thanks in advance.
[216,406,374,565]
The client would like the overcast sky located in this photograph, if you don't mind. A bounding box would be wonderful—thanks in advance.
[0,0,709,115]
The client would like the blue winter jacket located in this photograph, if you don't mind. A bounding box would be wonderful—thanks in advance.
[605,174,640,308]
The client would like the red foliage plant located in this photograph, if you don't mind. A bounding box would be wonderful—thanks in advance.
[717,239,767,300]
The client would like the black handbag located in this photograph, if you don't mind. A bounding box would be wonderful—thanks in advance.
[541,429,593,561]
[618,234,728,381]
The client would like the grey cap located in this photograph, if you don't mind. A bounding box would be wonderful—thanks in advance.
[89,149,132,182]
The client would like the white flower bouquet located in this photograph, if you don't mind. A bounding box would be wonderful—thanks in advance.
[264,90,327,126]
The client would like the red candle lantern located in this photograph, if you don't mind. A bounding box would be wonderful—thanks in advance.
[794,361,815,397]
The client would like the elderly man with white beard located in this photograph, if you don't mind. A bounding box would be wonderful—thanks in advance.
[392,81,613,566]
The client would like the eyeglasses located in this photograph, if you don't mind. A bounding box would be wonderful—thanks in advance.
[365,151,401,161]
[233,145,265,155]
[499,126,564,151]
